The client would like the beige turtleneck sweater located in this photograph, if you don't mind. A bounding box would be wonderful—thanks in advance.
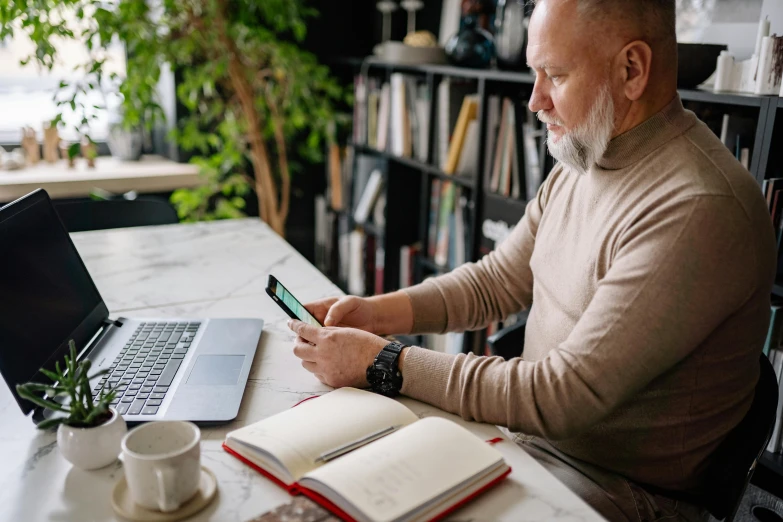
[400,96,777,491]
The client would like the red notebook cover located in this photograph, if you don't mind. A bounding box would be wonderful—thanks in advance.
[222,435,512,521]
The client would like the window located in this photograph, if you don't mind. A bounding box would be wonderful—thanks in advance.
[0,24,126,145]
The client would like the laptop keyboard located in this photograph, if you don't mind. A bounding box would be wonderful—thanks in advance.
[92,321,201,416]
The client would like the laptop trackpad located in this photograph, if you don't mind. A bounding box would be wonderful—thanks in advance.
[186,355,245,385]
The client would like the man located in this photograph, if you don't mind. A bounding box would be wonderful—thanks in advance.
[288,0,777,520]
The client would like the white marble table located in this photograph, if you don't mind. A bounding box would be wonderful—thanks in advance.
[0,155,201,201]
[0,218,605,522]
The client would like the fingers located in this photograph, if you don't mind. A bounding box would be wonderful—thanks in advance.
[293,337,317,362]
[288,319,321,342]
[304,297,339,324]
[300,360,328,386]
[324,296,360,327]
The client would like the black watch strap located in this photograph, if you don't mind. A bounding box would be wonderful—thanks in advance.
[376,341,404,367]
[367,341,406,397]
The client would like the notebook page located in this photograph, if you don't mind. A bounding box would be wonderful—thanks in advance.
[299,417,505,522]
[225,388,418,482]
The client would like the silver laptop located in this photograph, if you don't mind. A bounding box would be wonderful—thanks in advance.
[0,189,263,424]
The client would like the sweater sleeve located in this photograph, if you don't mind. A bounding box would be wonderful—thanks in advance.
[401,195,761,439]
[402,166,561,334]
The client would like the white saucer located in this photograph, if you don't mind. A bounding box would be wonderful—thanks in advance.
[112,466,218,521]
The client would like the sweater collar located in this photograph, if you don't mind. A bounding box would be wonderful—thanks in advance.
[595,94,695,171]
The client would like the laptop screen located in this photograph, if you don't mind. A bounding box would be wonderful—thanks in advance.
[0,190,107,414]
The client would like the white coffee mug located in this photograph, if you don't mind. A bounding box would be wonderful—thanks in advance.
[121,421,201,512]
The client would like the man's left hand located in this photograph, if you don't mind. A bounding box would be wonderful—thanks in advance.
[288,320,388,388]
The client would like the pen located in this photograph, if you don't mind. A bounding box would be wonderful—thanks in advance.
[314,425,401,463]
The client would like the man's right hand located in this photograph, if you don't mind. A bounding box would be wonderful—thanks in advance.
[305,291,415,337]
[305,295,377,332]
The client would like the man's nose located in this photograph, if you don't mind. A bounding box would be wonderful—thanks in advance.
[528,77,553,114]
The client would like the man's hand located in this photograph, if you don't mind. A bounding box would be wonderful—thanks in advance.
[288,319,388,388]
[304,296,377,331]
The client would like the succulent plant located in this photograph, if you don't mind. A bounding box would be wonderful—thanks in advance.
[16,340,116,430]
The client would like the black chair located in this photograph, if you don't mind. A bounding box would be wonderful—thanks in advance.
[53,197,179,233]
[487,322,779,521]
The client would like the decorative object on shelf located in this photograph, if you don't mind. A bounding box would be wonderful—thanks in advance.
[461,0,494,32]
[401,0,424,35]
[713,17,783,95]
[404,31,438,47]
[677,42,727,89]
[81,137,98,168]
[381,32,448,65]
[107,107,143,161]
[439,0,462,47]
[375,0,447,65]
[42,122,59,164]
[494,0,528,71]
[375,0,399,54]
[21,126,39,165]
[60,141,80,168]
[2,148,26,171]
[16,340,125,470]
[757,34,783,95]
[445,14,495,68]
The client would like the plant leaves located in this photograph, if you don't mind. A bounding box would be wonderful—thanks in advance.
[15,386,68,413]
[36,417,67,431]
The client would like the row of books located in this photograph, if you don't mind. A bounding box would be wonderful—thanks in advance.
[353,74,484,178]
[315,206,384,298]
[352,73,432,164]
[485,96,553,201]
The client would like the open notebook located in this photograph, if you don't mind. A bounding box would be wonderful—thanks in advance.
[223,388,511,522]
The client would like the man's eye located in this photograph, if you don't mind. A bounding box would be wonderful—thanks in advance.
[548,75,561,83]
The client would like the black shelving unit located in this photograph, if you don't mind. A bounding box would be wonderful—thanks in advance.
[342,59,781,297]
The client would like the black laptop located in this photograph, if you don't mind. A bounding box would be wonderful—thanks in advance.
[0,189,263,424]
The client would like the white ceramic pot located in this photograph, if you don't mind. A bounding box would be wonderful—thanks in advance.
[57,407,127,470]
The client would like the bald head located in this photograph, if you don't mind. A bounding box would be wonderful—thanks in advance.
[534,0,677,77]
[578,0,676,58]
[527,0,680,171]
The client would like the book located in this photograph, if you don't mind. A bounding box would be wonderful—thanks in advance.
[444,95,479,175]
[353,169,384,225]
[223,388,511,522]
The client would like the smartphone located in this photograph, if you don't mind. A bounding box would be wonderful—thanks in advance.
[266,275,323,327]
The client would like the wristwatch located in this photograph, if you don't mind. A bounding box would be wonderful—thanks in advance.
[366,341,406,397]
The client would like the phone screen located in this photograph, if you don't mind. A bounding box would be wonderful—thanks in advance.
[270,279,323,327]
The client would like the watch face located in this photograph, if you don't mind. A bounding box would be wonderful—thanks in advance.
[367,365,402,397]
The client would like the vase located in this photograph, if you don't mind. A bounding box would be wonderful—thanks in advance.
[444,15,495,69]
[494,0,528,70]
[57,407,127,470]
[106,108,143,161]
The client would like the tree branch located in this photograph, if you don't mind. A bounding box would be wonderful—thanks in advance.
[212,4,283,233]
[265,84,290,223]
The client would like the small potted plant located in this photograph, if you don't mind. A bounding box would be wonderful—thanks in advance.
[16,340,127,470]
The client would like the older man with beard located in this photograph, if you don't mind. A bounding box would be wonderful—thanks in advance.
[288,0,777,520]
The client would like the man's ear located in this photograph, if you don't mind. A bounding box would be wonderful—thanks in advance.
[617,40,652,101]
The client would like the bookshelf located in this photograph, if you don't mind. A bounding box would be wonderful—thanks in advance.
[327,54,782,324]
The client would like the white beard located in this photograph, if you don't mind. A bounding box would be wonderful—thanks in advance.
[538,86,616,172]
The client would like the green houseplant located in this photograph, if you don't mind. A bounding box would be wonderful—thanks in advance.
[16,340,127,470]
[0,0,350,236]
